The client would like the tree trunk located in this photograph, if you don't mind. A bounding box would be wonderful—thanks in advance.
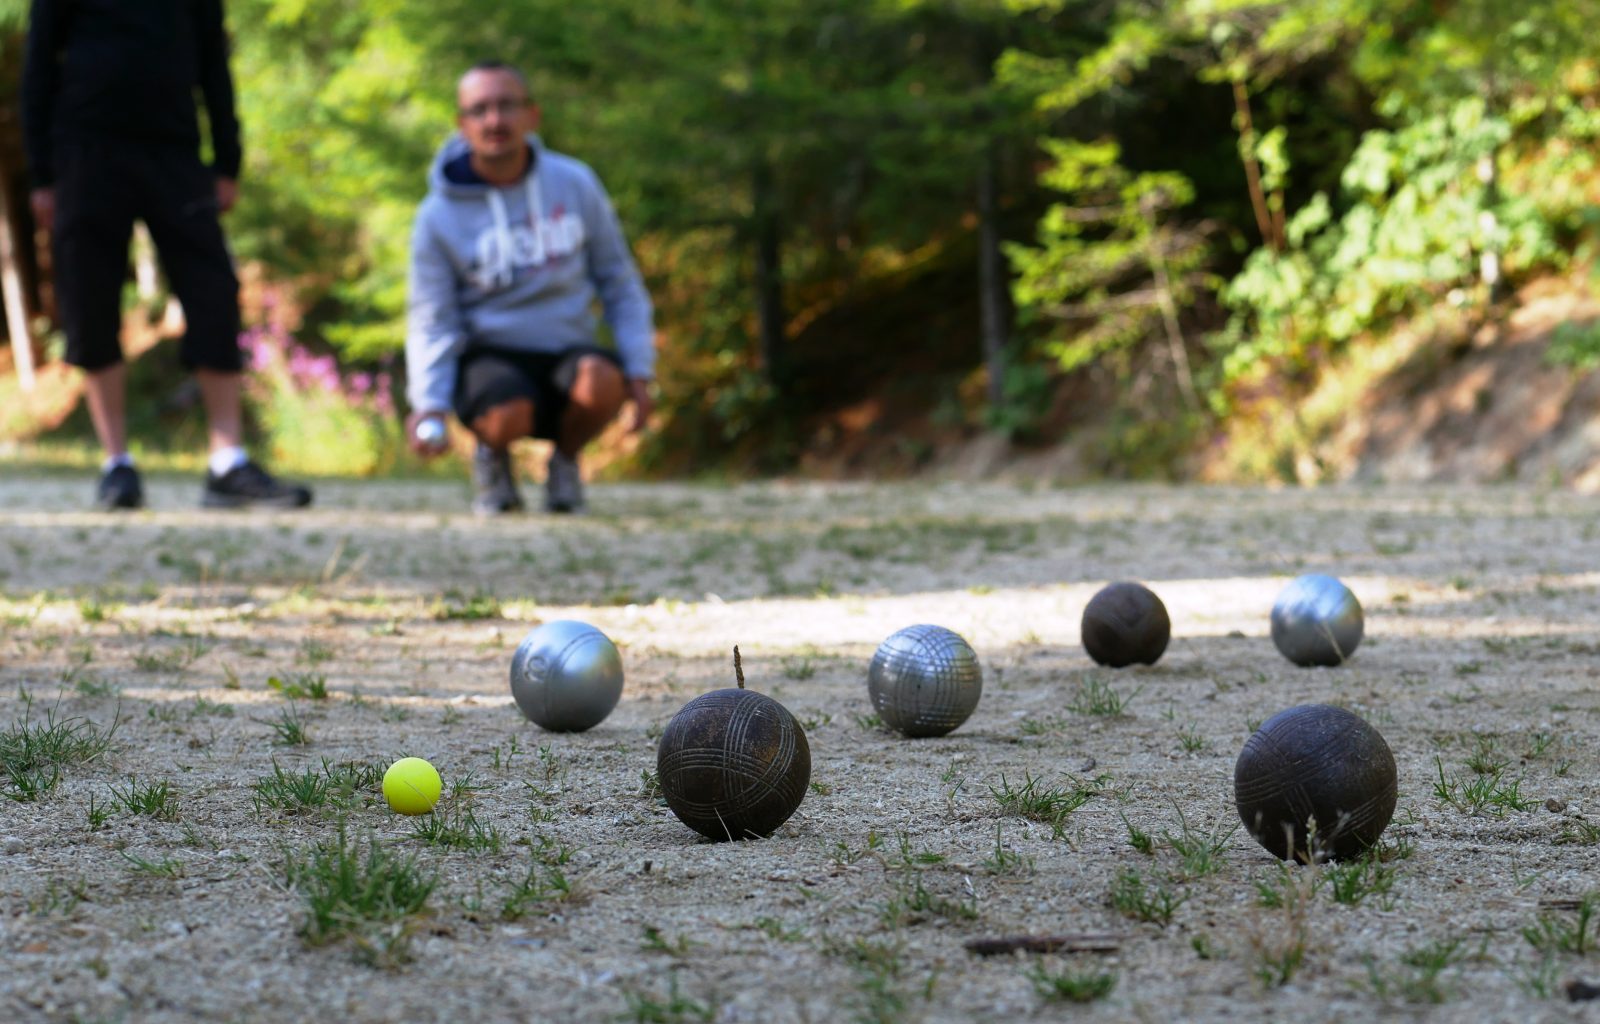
[1230,79,1282,253]
[1140,198,1199,412]
[0,160,36,391]
[752,159,788,392]
[976,142,1008,414]
[1476,152,1504,302]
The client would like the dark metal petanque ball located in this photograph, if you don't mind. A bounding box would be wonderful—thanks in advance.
[1234,703,1397,862]
[1270,573,1364,667]
[657,687,811,841]
[509,620,624,732]
[1080,581,1171,667]
[867,624,983,738]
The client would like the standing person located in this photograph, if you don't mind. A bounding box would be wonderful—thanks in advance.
[21,0,312,510]
[406,61,656,516]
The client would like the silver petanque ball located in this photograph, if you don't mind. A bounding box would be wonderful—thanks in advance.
[414,418,446,446]
[867,624,982,738]
[1271,574,1364,668]
[510,620,624,731]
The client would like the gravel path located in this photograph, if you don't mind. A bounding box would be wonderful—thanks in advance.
[1,475,1597,1023]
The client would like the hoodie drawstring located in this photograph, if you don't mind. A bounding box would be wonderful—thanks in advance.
[485,189,513,289]
[483,165,543,289]
[526,172,545,265]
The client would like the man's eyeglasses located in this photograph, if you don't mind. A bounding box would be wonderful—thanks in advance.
[459,98,528,120]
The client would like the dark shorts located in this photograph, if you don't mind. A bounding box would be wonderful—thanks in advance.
[452,344,623,441]
[52,136,241,373]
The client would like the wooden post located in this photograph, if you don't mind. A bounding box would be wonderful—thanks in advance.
[0,161,36,391]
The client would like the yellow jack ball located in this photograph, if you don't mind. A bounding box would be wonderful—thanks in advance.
[383,757,442,815]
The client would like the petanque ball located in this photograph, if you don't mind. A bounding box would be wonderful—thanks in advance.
[509,620,624,732]
[867,624,982,738]
[1081,581,1170,667]
[414,418,447,446]
[657,687,810,841]
[1271,574,1363,667]
[1234,703,1397,862]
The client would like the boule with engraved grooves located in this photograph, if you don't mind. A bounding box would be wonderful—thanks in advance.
[1234,704,1397,862]
[1271,574,1364,667]
[1081,581,1170,668]
[509,620,624,732]
[867,624,982,738]
[656,646,810,841]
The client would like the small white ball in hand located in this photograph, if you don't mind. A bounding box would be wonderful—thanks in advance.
[415,418,446,446]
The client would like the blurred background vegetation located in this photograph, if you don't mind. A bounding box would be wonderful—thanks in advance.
[1,0,1597,481]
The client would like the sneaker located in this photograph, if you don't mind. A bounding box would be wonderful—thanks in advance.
[545,449,585,514]
[95,464,144,510]
[472,443,524,517]
[202,461,313,509]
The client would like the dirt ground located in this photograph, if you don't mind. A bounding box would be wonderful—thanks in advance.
[1,472,1599,1023]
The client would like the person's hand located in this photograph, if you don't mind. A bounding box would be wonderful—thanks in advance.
[29,188,55,232]
[626,378,654,433]
[215,177,238,214]
[406,411,451,457]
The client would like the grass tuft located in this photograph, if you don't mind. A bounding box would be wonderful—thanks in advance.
[1432,756,1536,817]
[991,771,1106,839]
[1028,964,1116,1003]
[411,806,503,854]
[1523,894,1600,956]
[270,704,312,746]
[108,776,180,820]
[283,826,436,964]
[1108,867,1184,926]
[1066,677,1140,716]
[268,673,329,701]
[0,701,120,802]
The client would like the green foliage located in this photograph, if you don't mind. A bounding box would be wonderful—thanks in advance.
[1214,98,1559,399]
[228,0,440,351]
[243,321,407,477]
[1545,320,1600,373]
[983,354,1056,440]
[1008,139,1210,381]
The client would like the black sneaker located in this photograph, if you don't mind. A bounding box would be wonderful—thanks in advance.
[95,464,144,510]
[202,461,313,509]
[472,443,524,517]
[544,449,585,514]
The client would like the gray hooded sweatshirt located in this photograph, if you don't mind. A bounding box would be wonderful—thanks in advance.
[406,134,655,413]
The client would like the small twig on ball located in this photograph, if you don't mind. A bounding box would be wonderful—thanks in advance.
[734,645,745,689]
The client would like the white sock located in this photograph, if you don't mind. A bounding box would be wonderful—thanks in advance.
[208,446,249,477]
[102,453,134,473]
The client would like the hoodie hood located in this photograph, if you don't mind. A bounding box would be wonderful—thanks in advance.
[426,132,543,197]
[427,133,549,292]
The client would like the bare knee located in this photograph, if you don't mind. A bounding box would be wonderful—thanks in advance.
[570,357,625,419]
[473,399,534,449]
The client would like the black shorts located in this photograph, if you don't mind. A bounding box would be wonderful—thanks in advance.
[452,345,623,441]
[52,136,241,373]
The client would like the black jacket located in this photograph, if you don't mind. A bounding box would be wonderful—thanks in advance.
[21,0,242,187]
